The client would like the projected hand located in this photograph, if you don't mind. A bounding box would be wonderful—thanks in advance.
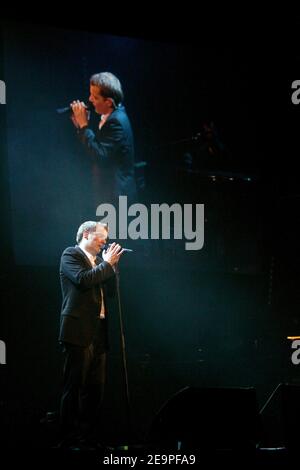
[70,100,89,128]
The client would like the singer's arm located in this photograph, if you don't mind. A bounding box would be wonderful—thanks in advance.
[61,247,115,289]
[103,271,117,298]
[76,118,124,168]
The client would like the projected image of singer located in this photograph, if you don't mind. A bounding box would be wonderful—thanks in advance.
[58,221,124,450]
[70,72,137,208]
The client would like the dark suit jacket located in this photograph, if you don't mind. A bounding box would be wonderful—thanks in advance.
[59,246,115,348]
[77,105,137,205]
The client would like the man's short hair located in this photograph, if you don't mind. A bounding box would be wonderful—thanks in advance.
[76,221,108,244]
[90,72,124,107]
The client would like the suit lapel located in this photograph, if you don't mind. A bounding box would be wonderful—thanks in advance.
[75,246,93,267]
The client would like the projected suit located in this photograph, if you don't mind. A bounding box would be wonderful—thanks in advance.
[77,105,137,205]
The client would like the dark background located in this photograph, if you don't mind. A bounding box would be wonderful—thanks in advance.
[1,16,300,451]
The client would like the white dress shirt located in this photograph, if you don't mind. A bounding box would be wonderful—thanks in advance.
[80,246,106,319]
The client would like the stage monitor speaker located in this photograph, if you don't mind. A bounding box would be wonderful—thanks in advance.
[260,383,300,450]
[147,386,261,452]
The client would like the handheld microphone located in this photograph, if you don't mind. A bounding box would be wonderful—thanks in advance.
[56,102,93,114]
[104,243,133,253]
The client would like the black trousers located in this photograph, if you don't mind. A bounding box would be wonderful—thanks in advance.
[60,340,107,440]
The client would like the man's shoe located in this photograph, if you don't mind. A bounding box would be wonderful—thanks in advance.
[40,410,59,425]
[52,436,81,450]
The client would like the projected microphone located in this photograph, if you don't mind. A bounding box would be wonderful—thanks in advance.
[56,102,93,114]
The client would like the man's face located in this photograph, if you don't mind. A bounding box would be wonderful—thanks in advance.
[89,85,113,115]
[85,225,108,255]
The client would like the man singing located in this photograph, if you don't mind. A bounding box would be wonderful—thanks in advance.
[58,221,124,449]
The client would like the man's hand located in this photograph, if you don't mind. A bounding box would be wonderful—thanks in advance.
[102,243,124,267]
[70,100,89,129]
